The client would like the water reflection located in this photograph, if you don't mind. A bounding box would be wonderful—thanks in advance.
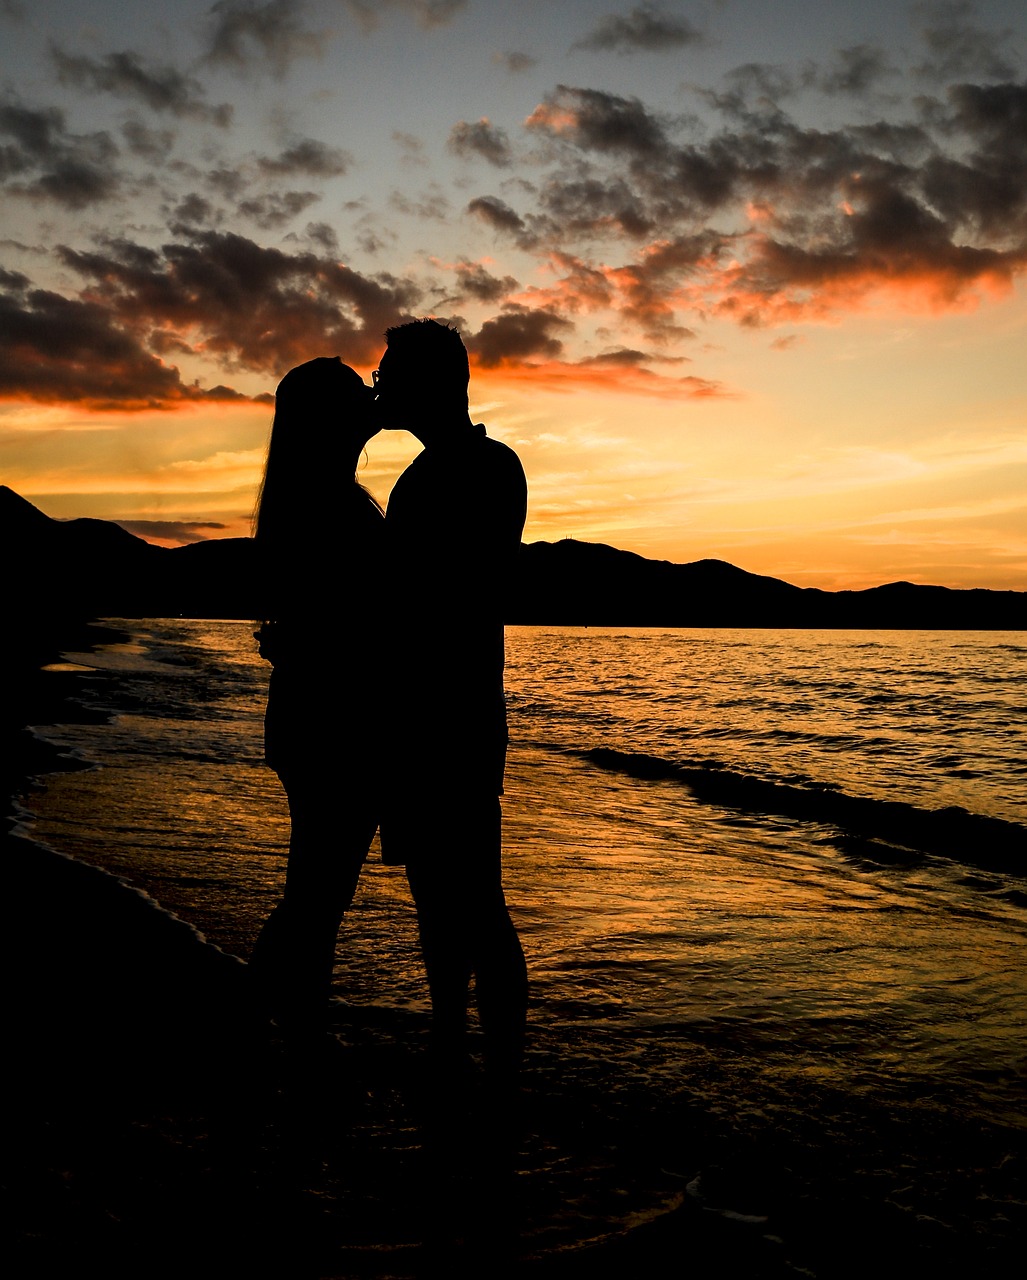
[20,620,1027,1132]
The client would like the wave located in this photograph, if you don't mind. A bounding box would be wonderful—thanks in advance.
[577,747,1027,875]
[18,725,97,782]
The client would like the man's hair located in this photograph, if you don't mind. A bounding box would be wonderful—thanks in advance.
[384,318,470,402]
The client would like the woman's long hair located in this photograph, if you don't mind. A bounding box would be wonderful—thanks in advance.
[255,356,377,545]
[254,357,381,616]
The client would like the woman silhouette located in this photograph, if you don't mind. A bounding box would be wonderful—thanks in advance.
[249,357,383,1039]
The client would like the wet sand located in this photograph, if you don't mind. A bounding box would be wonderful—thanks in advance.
[3,626,1024,1278]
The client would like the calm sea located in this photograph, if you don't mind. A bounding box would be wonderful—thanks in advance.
[22,621,1027,1142]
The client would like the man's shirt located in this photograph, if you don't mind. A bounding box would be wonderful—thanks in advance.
[384,423,527,793]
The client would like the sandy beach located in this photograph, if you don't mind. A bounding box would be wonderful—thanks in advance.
[3,825,796,1278]
[3,625,1024,1278]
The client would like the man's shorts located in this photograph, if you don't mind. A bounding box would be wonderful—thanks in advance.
[378,792,502,868]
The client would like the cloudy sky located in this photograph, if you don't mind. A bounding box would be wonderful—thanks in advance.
[1,0,1024,588]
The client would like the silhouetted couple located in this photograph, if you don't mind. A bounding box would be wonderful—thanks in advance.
[250,320,528,1088]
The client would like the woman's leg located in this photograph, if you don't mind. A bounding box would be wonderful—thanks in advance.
[251,773,377,1032]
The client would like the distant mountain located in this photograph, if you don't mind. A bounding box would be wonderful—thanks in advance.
[509,539,1027,629]
[3,485,257,625]
[3,486,1024,630]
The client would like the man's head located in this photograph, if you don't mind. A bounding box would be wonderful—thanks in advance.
[374,318,470,433]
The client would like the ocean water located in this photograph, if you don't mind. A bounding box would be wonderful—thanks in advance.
[21,621,1027,1154]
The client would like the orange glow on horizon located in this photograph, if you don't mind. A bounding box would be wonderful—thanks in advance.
[469,358,732,399]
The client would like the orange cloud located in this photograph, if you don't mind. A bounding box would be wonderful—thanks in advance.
[524,101,579,135]
[699,228,1023,326]
[472,355,730,399]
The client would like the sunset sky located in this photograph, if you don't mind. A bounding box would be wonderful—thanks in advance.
[1,0,1024,589]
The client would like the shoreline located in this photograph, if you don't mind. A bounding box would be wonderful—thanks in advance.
[3,621,1024,1277]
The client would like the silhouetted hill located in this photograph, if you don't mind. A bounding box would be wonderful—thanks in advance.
[4,486,162,620]
[509,539,1026,628]
[160,537,260,618]
[2,486,258,629]
[2,487,1023,630]
[509,541,816,626]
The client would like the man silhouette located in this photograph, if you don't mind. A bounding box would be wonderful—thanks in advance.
[374,318,528,1085]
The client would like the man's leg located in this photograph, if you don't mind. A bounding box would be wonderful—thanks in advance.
[404,796,527,1074]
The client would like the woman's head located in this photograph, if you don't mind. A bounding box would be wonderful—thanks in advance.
[269,357,372,462]
[255,357,376,545]
[273,355,368,417]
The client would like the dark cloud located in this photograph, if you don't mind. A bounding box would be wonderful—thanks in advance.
[205,0,325,75]
[721,168,1024,326]
[692,80,785,127]
[24,154,119,209]
[723,62,803,107]
[819,44,894,96]
[578,347,685,367]
[0,98,120,208]
[525,86,739,233]
[205,166,249,200]
[466,195,537,249]
[236,190,321,228]
[356,226,391,254]
[526,85,668,159]
[257,138,350,176]
[467,195,526,234]
[704,49,891,121]
[304,221,339,253]
[848,120,932,164]
[510,71,1027,330]
[571,4,704,55]
[0,279,251,409]
[344,0,467,32]
[712,53,897,111]
[921,81,1027,238]
[0,237,40,255]
[914,1,1017,81]
[173,193,218,226]
[113,519,228,544]
[55,228,421,378]
[537,173,655,238]
[567,346,721,395]
[946,79,1027,159]
[148,329,196,357]
[121,120,176,162]
[492,50,536,74]
[0,266,30,289]
[467,305,573,367]
[51,46,232,126]
[448,118,512,167]
[449,261,519,304]
[0,100,64,157]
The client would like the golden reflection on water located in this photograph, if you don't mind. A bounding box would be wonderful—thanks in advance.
[505,627,1027,826]
[501,743,1027,1115]
[20,620,1027,1129]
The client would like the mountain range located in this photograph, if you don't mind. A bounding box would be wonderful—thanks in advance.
[4,485,1023,631]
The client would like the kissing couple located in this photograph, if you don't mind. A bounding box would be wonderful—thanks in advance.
[249,319,528,1089]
